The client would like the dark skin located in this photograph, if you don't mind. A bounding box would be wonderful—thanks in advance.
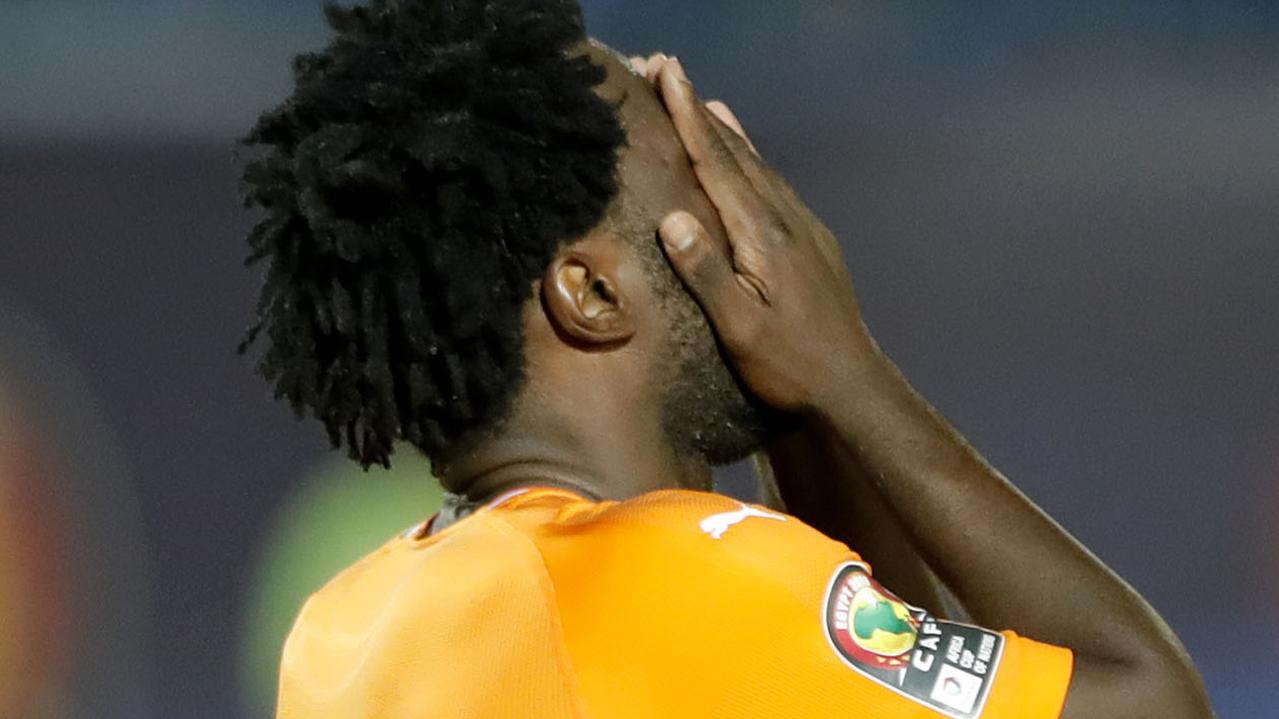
[630,54,961,618]
[435,40,746,502]
[436,41,1213,719]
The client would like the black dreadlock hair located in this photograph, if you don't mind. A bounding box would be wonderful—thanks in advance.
[237,0,626,468]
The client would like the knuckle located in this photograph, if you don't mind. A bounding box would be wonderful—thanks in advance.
[732,242,766,275]
[742,215,786,247]
[762,211,790,243]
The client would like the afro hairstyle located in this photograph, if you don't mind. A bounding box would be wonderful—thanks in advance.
[238,0,627,468]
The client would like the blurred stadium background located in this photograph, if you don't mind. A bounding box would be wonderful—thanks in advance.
[2,1,1277,717]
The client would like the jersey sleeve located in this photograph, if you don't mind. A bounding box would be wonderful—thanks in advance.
[528,490,1073,719]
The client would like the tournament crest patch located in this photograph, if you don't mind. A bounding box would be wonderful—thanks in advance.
[823,562,1005,718]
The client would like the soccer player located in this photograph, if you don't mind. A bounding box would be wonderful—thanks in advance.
[239,1,1213,717]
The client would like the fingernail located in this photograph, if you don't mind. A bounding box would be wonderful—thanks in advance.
[661,213,698,252]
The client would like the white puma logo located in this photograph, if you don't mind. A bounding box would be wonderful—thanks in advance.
[700,502,787,539]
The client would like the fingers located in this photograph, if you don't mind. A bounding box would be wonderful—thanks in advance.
[632,55,758,158]
[658,59,778,249]
[705,100,757,155]
[629,53,670,84]
[644,54,670,84]
[697,102,789,212]
[659,211,754,337]
[697,100,812,233]
[636,57,776,209]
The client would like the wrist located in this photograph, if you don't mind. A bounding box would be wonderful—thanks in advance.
[806,333,902,428]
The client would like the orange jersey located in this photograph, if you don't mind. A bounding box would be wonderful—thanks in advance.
[277,487,1072,719]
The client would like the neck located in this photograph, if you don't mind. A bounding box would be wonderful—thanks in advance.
[435,396,713,505]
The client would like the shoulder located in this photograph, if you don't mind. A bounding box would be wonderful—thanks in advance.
[291,508,546,639]
[580,488,854,558]
[502,488,860,606]
[278,507,597,717]
[496,487,849,549]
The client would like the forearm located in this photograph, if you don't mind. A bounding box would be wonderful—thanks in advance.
[813,340,1210,718]
[753,423,968,621]
[646,57,1210,716]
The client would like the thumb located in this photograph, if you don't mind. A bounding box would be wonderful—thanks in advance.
[659,211,742,327]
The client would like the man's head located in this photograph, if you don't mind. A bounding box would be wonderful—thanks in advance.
[559,41,785,468]
[240,0,780,472]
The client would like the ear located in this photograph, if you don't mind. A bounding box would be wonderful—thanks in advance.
[540,248,636,349]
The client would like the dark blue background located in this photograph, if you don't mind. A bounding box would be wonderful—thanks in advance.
[2,2,1276,716]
